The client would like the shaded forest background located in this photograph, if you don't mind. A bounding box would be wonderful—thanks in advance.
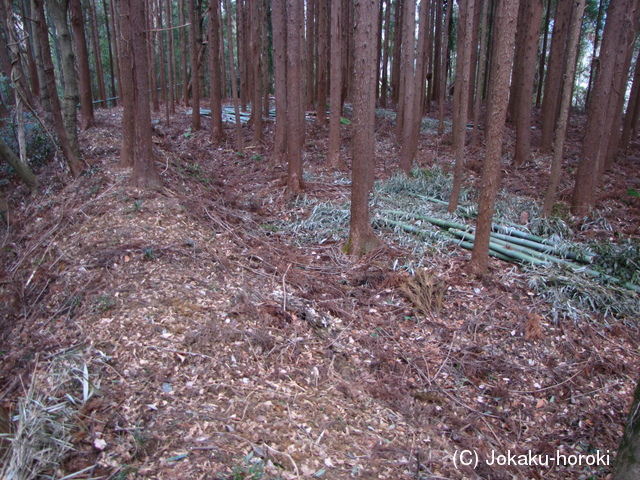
[1,0,640,478]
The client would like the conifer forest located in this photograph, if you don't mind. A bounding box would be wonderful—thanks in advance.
[3,0,640,478]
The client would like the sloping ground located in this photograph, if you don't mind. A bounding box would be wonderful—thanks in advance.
[1,108,639,479]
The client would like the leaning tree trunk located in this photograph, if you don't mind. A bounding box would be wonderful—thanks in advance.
[0,136,37,191]
[33,0,83,177]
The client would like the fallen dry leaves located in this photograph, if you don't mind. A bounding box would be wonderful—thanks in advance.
[0,106,638,479]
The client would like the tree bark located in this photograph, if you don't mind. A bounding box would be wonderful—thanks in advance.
[448,0,475,213]
[209,0,223,142]
[251,0,263,142]
[179,0,189,105]
[224,0,243,154]
[285,0,305,193]
[380,0,391,108]
[510,0,543,166]
[471,0,489,149]
[0,135,37,191]
[327,0,344,168]
[188,0,201,129]
[536,0,552,107]
[395,0,415,146]
[120,0,162,189]
[272,0,287,163]
[69,0,95,129]
[316,0,328,126]
[469,0,519,276]
[571,0,640,216]
[621,56,640,149]
[346,0,382,257]
[87,0,107,108]
[46,0,81,159]
[540,0,572,152]
[542,0,586,217]
[437,0,452,135]
[33,0,83,177]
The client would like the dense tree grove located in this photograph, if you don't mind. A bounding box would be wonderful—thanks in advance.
[2,0,640,470]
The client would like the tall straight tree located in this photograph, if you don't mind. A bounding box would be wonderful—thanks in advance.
[327,0,344,168]
[395,0,415,146]
[316,0,328,127]
[87,0,107,108]
[224,0,243,153]
[285,0,305,193]
[118,0,162,189]
[401,0,430,173]
[437,0,452,135]
[448,0,475,213]
[346,0,381,256]
[572,0,640,215]
[208,0,223,142]
[250,0,263,142]
[542,0,586,217]
[272,0,287,163]
[540,0,573,152]
[188,0,200,129]
[69,0,95,129]
[469,0,519,275]
[509,0,543,166]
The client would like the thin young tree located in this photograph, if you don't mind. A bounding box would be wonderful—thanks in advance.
[69,0,95,129]
[540,0,573,152]
[448,0,475,213]
[542,0,586,217]
[469,0,519,276]
[346,0,382,257]
[224,0,243,153]
[471,0,489,149]
[402,0,430,172]
[510,0,543,166]
[87,0,107,108]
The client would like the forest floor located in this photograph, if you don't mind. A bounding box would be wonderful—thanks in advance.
[1,105,640,480]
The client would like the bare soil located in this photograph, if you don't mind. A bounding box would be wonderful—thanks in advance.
[1,105,639,479]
